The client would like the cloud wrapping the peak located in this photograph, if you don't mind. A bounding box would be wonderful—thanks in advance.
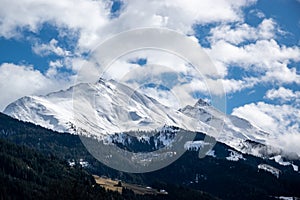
[232,102,300,155]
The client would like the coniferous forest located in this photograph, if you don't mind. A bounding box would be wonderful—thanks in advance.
[1,112,300,200]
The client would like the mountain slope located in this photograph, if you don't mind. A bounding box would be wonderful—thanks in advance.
[1,112,300,200]
[180,100,275,157]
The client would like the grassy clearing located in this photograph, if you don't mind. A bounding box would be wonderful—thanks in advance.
[93,175,167,195]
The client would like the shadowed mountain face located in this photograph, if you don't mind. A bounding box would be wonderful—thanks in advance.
[1,112,300,200]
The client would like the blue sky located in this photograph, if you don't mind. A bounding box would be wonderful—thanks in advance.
[0,0,300,144]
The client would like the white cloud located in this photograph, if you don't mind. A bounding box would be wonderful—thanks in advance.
[98,48,231,105]
[115,0,255,29]
[263,64,300,84]
[208,39,300,70]
[0,0,297,98]
[232,102,300,155]
[249,9,265,18]
[46,60,64,77]
[0,0,256,50]
[32,39,71,57]
[204,16,300,94]
[0,0,260,98]
[0,63,72,111]
[206,39,300,87]
[49,60,63,68]
[139,86,181,108]
[0,0,261,103]
[81,0,256,49]
[0,0,110,50]
[183,77,257,95]
[209,18,276,45]
[219,78,256,94]
[276,133,300,156]
[265,87,300,102]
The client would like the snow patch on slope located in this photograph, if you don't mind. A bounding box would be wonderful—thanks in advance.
[226,149,245,161]
[258,164,281,178]
[184,141,209,151]
[271,155,299,172]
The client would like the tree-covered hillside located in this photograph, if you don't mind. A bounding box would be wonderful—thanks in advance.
[0,138,124,200]
[0,113,218,200]
[0,112,300,200]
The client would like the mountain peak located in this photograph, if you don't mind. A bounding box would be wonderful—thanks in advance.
[194,99,210,107]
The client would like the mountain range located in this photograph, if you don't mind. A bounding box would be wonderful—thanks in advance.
[3,78,300,171]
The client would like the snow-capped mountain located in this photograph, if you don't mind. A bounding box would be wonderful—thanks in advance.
[180,100,273,157]
[4,79,205,138]
[2,78,296,161]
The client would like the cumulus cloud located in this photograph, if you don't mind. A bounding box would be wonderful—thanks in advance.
[0,63,72,111]
[206,39,300,87]
[249,9,265,18]
[0,0,262,97]
[208,39,300,70]
[0,0,109,45]
[209,18,277,45]
[265,87,300,103]
[175,77,256,96]
[0,0,261,98]
[32,39,71,57]
[45,60,65,77]
[1,0,295,92]
[81,0,256,49]
[232,102,300,155]
[109,0,256,30]
[205,16,300,94]
[0,1,298,97]
[0,0,257,49]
